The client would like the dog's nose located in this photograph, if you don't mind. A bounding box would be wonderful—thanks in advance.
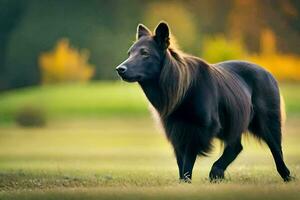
[116,65,127,74]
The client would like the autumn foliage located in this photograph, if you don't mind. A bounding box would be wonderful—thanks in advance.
[248,29,300,81]
[202,35,246,63]
[202,29,300,81]
[39,39,94,84]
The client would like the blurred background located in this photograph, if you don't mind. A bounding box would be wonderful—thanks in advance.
[1,0,300,91]
[0,0,300,193]
[1,0,300,122]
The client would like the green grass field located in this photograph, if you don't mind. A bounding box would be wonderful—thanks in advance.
[0,81,299,123]
[0,82,149,123]
[0,82,300,199]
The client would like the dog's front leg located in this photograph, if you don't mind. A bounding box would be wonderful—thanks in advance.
[175,146,197,183]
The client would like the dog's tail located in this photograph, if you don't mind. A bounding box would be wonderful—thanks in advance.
[280,93,286,128]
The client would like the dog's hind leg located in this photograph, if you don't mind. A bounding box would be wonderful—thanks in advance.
[209,137,243,181]
[249,110,292,182]
[264,133,292,182]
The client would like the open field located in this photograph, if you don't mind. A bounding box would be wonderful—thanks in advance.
[0,117,300,199]
[0,82,300,199]
[0,81,299,123]
[0,82,148,123]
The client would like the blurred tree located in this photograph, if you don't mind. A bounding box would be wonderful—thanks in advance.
[4,0,143,90]
[202,35,247,63]
[260,29,276,55]
[228,0,300,54]
[39,39,94,84]
[1,0,300,90]
[248,28,300,81]
[270,0,300,53]
[0,0,27,90]
[228,0,264,52]
[143,1,199,52]
[185,0,233,35]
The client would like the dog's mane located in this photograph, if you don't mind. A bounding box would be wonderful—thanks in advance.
[158,43,208,118]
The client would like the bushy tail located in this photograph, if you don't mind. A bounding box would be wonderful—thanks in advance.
[280,94,286,128]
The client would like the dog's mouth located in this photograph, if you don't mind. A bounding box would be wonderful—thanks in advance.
[119,74,142,82]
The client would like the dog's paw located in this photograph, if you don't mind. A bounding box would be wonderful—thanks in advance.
[283,175,296,182]
[209,166,225,182]
[179,172,192,183]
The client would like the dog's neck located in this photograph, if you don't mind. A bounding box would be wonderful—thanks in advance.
[139,79,164,114]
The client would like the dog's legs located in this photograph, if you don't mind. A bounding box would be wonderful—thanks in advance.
[263,134,292,182]
[175,148,183,179]
[175,147,197,183]
[249,110,292,181]
[209,137,243,181]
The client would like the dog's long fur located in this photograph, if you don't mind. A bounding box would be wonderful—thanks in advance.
[116,22,292,182]
[159,48,195,117]
[158,50,253,155]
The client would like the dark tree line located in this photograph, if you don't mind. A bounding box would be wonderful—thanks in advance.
[0,0,299,91]
[0,0,27,90]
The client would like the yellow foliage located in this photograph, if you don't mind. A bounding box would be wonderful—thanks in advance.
[260,29,276,55]
[202,35,247,63]
[249,54,300,81]
[39,39,94,84]
[248,29,300,81]
[201,29,300,81]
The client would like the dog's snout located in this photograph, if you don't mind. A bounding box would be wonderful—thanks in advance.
[116,65,128,74]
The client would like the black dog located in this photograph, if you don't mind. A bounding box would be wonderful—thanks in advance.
[116,22,292,182]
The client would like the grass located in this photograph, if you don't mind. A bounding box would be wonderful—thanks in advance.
[0,81,299,124]
[0,82,300,199]
[0,117,300,199]
[0,81,148,123]
[280,83,300,115]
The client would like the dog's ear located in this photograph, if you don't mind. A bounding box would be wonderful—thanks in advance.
[154,21,170,49]
[137,24,151,39]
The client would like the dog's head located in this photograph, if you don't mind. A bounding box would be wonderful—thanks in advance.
[116,22,170,82]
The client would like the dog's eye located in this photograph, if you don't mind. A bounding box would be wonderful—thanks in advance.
[140,49,149,57]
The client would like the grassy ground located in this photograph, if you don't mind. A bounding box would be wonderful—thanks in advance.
[0,81,299,123]
[0,82,148,123]
[0,82,300,199]
[0,117,300,199]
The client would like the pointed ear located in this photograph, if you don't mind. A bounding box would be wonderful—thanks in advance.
[137,24,151,39]
[154,22,170,49]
